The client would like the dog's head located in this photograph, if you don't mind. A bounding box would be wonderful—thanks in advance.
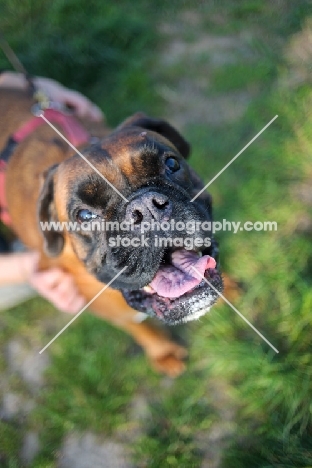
[38,113,223,324]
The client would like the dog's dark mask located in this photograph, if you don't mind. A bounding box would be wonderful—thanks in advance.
[38,113,223,324]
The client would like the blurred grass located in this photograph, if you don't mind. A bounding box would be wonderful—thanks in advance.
[0,0,163,125]
[210,61,276,92]
[1,0,312,467]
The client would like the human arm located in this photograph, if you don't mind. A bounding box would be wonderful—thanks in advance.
[0,71,103,121]
[0,251,85,313]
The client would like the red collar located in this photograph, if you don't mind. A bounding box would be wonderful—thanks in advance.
[0,109,90,226]
[14,108,90,147]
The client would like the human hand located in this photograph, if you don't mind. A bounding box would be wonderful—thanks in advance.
[34,76,103,121]
[22,252,86,314]
[0,71,103,122]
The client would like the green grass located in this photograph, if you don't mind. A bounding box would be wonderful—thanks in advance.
[1,1,312,467]
[186,71,312,468]
[0,0,162,125]
[0,421,21,467]
[31,315,147,464]
[211,62,276,92]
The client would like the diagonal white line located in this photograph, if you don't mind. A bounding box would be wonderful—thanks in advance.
[39,266,128,354]
[191,266,279,353]
[191,115,278,202]
[39,113,129,202]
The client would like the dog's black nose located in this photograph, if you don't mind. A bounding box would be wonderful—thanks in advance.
[126,192,172,224]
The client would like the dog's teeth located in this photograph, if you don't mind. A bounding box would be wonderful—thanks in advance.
[143,285,153,293]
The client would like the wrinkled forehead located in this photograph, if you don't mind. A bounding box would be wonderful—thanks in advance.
[52,127,182,216]
[59,126,180,180]
[100,126,180,159]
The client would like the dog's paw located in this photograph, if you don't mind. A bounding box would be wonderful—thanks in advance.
[149,343,188,377]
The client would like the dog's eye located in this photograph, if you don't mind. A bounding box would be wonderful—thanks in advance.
[165,157,180,173]
[77,209,99,223]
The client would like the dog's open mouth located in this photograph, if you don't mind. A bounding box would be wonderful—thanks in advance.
[122,248,223,325]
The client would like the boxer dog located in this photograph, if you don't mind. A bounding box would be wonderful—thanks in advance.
[0,88,223,376]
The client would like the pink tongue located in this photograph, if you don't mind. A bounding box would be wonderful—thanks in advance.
[149,250,216,299]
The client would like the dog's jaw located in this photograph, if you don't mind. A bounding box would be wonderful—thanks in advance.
[181,306,212,323]
[121,248,223,326]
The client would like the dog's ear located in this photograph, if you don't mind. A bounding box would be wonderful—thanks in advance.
[119,112,190,159]
[37,164,64,257]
